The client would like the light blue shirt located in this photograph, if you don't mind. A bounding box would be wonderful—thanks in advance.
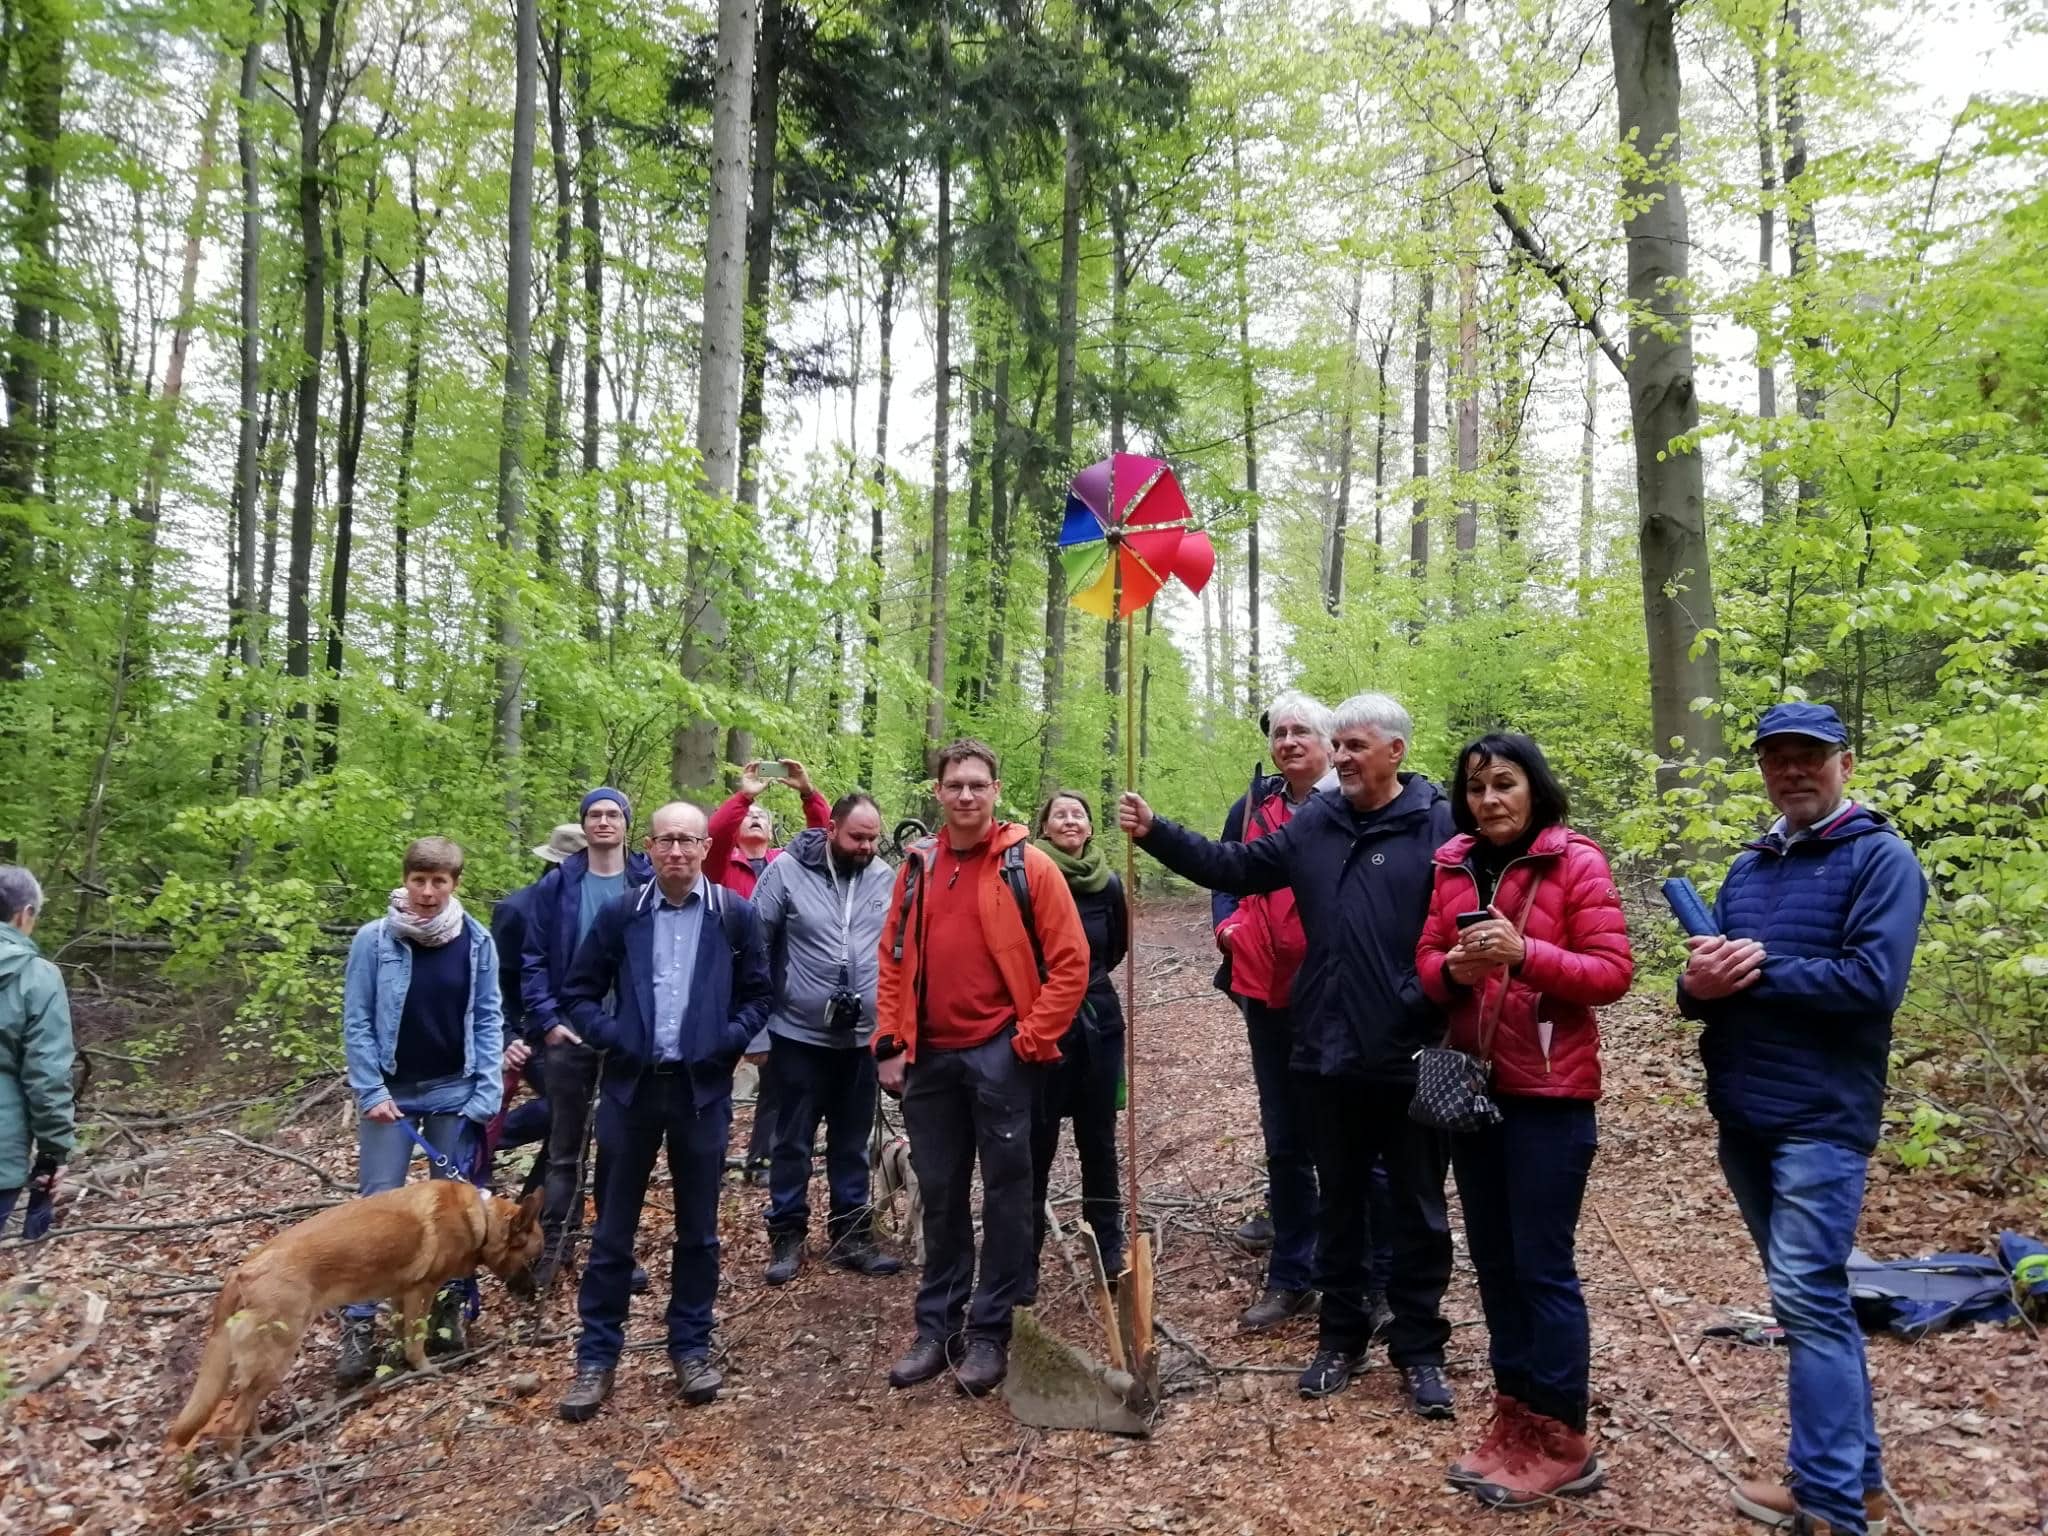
[651,882,706,1062]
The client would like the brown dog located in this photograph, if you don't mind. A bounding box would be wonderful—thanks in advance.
[165,1182,542,1453]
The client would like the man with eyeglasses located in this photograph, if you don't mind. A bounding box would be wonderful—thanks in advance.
[519,787,654,1292]
[750,791,903,1285]
[873,739,1090,1397]
[1680,703,1926,1536]
[556,801,772,1423]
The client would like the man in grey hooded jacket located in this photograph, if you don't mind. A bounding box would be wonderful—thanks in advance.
[751,792,904,1284]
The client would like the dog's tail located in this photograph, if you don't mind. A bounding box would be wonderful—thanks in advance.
[164,1277,242,1449]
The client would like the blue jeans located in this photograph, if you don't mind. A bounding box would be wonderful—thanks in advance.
[1719,1129,1881,1535]
[766,1036,880,1243]
[347,1079,475,1322]
[1452,1096,1597,1428]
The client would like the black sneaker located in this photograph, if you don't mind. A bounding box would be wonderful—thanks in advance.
[1234,1212,1276,1251]
[1240,1287,1317,1332]
[335,1315,379,1388]
[826,1233,904,1277]
[558,1365,614,1422]
[1298,1347,1361,1398]
[887,1335,951,1388]
[765,1230,804,1286]
[673,1354,723,1405]
[954,1338,1007,1397]
[1403,1363,1455,1420]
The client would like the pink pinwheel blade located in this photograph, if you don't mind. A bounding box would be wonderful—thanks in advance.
[1170,530,1216,595]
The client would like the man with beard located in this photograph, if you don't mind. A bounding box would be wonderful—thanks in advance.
[750,792,904,1284]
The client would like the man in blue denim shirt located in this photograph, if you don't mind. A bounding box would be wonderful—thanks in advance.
[1679,704,1927,1536]
[553,801,772,1424]
[339,836,505,1386]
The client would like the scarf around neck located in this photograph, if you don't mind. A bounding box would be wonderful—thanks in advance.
[1035,837,1111,895]
[386,888,467,947]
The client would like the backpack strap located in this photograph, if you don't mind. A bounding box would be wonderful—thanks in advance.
[889,837,937,965]
[1002,842,1048,984]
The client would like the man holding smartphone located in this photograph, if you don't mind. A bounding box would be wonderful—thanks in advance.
[1680,703,1926,1536]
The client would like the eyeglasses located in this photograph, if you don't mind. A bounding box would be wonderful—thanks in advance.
[940,780,994,798]
[650,833,711,850]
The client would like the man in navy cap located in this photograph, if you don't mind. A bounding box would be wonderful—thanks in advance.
[521,787,654,1291]
[1678,703,1926,1536]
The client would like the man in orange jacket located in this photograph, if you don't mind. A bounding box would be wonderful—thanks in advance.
[873,738,1090,1397]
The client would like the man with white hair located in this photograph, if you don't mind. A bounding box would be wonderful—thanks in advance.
[1121,692,1458,1415]
[0,866,74,1240]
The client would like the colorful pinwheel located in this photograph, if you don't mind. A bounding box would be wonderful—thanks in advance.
[1057,454,1215,619]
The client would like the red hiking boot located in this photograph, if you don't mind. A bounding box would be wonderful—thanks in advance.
[1448,1395,1528,1488]
[1471,1409,1606,1509]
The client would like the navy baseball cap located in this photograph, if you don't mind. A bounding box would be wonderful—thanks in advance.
[1753,702,1849,747]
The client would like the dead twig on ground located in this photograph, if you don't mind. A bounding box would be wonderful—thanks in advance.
[214,1128,350,1189]
[16,1289,108,1391]
[7,1198,340,1245]
[1880,1479,1932,1536]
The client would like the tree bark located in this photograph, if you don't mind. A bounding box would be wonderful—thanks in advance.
[538,7,572,542]
[391,154,428,694]
[983,337,1012,706]
[318,168,376,771]
[1578,340,1597,590]
[1751,38,1781,523]
[1104,178,1128,796]
[280,0,339,787]
[231,3,267,797]
[1610,0,1723,776]
[495,0,540,821]
[673,0,758,792]
[1042,46,1085,796]
[575,45,604,639]
[1777,0,1824,520]
[1326,261,1364,614]
[1229,124,1261,711]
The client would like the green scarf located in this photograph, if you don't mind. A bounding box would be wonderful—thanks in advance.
[1035,837,1111,895]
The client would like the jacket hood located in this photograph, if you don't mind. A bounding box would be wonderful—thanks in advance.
[0,921,40,983]
[787,826,830,869]
[1747,800,1892,854]
[1432,821,1574,868]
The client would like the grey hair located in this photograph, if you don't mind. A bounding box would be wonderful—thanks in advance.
[0,865,45,923]
[1264,691,1332,744]
[1329,691,1414,745]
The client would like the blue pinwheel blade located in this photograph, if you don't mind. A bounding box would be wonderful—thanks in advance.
[1058,494,1108,547]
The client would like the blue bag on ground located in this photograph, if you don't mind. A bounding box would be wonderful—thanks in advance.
[1846,1247,2019,1339]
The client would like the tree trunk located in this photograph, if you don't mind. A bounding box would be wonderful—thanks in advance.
[1454,261,1478,563]
[1410,269,1433,597]
[392,154,428,693]
[922,53,952,778]
[859,187,902,788]
[1777,0,1824,520]
[983,338,1012,705]
[1578,340,1597,590]
[1228,127,1261,711]
[538,9,572,534]
[1751,38,1781,523]
[1042,61,1085,795]
[1104,179,1128,797]
[231,1,267,797]
[280,0,339,787]
[1610,0,1723,776]
[576,45,604,640]
[318,170,376,771]
[495,0,541,821]
[1326,262,1364,614]
[674,0,758,793]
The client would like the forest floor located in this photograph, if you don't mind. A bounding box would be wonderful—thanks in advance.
[2,897,2043,1536]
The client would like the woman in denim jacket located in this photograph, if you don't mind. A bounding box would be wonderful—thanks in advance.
[338,836,505,1384]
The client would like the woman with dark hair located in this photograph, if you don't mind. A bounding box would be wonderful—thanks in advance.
[1027,790,1128,1284]
[1415,733,1633,1510]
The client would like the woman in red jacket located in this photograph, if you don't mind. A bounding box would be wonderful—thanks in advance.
[1416,733,1632,1511]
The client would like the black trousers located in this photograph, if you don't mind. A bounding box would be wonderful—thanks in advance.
[575,1074,730,1368]
[765,1036,879,1242]
[1030,1022,1124,1275]
[539,1037,608,1258]
[902,1028,1039,1346]
[1307,1074,1452,1365]
[745,1050,780,1164]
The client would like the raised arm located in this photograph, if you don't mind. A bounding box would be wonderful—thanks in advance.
[1119,791,1295,897]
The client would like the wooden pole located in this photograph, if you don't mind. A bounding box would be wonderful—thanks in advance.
[1123,605,1139,1229]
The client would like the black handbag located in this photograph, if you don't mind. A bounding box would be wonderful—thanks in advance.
[1408,875,1543,1133]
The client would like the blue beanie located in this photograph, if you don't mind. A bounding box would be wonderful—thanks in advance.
[580,786,632,825]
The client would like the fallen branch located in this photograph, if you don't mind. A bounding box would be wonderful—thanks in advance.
[275,1076,348,1130]
[17,1289,109,1391]
[4,1198,340,1246]
[1154,1317,1298,1377]
[214,1129,350,1189]
[1591,1201,1757,1461]
[1881,1479,1932,1536]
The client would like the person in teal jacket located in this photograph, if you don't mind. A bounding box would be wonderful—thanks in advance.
[0,865,76,1239]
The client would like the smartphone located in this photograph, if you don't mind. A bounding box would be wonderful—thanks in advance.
[1455,910,1491,930]
[754,761,790,781]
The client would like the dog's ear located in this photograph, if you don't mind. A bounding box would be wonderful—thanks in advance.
[512,1189,542,1231]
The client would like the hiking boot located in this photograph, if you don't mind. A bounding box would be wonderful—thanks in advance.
[1473,1410,1605,1508]
[1364,1289,1394,1343]
[887,1335,951,1388]
[1733,1481,1889,1536]
[558,1365,614,1422]
[827,1232,903,1277]
[530,1246,573,1295]
[764,1230,805,1286]
[630,1263,650,1295]
[954,1338,1007,1397]
[426,1287,467,1358]
[1239,1287,1317,1333]
[1402,1363,1455,1420]
[335,1315,379,1389]
[1449,1395,1528,1487]
[1297,1346,1362,1398]
[673,1354,723,1405]
[1234,1212,1276,1250]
